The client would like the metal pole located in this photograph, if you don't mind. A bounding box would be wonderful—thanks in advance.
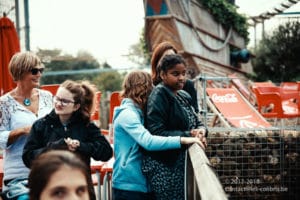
[14,0,20,38]
[197,75,233,128]
[262,20,265,40]
[254,23,257,50]
[24,0,30,50]
[201,74,207,127]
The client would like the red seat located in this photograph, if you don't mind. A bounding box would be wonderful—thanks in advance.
[252,86,300,119]
[105,91,122,143]
[251,81,276,87]
[109,92,122,124]
[90,91,102,123]
[40,84,59,95]
[280,82,300,92]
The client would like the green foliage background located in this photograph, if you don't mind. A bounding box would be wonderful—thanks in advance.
[198,0,249,44]
[252,21,300,82]
[37,49,123,95]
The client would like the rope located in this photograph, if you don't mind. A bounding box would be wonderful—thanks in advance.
[179,0,232,52]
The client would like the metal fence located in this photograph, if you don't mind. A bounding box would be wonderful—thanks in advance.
[205,130,300,199]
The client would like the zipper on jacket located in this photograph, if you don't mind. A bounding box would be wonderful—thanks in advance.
[62,123,68,131]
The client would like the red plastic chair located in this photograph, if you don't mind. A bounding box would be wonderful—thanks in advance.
[90,91,102,123]
[40,84,59,95]
[109,91,122,124]
[252,86,300,119]
[251,81,276,87]
[280,82,300,92]
[104,92,122,143]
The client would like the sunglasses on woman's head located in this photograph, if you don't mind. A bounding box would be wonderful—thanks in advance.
[30,68,44,75]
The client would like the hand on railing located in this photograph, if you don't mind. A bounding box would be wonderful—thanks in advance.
[190,128,208,148]
[180,136,207,150]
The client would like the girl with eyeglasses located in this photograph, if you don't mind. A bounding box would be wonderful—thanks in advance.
[22,80,113,200]
[0,51,53,200]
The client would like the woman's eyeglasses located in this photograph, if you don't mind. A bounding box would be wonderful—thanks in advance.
[53,96,75,107]
[30,68,44,75]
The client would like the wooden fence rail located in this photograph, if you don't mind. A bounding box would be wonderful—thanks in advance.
[187,143,228,200]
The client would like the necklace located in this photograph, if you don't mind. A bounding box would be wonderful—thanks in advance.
[23,98,31,106]
[13,88,33,106]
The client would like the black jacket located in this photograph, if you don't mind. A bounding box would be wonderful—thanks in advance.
[22,110,113,168]
[144,84,206,164]
[183,79,199,113]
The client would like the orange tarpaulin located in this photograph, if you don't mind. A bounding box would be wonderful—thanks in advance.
[0,16,20,96]
[207,88,271,128]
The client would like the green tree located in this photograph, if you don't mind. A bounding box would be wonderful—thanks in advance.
[252,21,300,82]
[37,49,101,84]
[127,28,150,67]
[37,49,124,94]
[93,71,123,96]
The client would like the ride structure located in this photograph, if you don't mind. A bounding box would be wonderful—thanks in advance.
[144,0,252,81]
[143,1,300,199]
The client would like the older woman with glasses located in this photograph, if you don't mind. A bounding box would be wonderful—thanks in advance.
[0,51,53,200]
[22,79,113,200]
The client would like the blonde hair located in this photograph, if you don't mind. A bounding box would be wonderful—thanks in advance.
[9,51,43,81]
[121,70,153,110]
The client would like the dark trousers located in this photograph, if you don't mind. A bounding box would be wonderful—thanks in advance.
[112,188,156,200]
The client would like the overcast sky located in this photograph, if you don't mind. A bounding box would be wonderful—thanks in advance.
[28,0,300,68]
[29,0,144,68]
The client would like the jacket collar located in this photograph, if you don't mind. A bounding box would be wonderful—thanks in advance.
[113,98,143,121]
[47,109,82,125]
[157,83,192,104]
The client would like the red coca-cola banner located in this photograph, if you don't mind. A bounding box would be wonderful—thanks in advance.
[206,88,271,128]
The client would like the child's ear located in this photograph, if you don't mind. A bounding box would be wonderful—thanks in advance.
[74,103,81,111]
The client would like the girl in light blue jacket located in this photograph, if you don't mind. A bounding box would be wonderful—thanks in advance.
[112,70,204,200]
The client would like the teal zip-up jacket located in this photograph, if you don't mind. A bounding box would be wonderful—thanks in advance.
[112,98,181,193]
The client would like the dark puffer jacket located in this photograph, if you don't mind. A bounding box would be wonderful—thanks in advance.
[144,84,206,165]
[22,109,113,168]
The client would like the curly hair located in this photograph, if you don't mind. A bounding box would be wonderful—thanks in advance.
[151,42,177,85]
[158,54,186,73]
[121,70,153,110]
